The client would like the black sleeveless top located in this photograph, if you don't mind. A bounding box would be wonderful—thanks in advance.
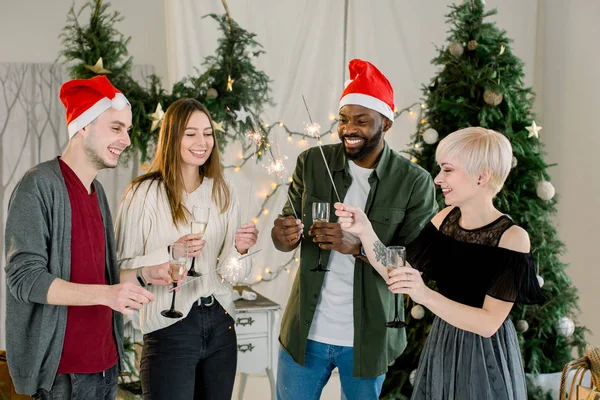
[406,207,546,308]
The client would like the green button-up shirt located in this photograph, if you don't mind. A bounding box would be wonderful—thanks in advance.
[278,141,438,378]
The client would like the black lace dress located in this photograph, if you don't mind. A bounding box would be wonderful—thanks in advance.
[408,207,546,400]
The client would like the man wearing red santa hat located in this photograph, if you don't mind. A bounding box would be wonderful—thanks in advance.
[4,76,170,399]
[272,59,438,399]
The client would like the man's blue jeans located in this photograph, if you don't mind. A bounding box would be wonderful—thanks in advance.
[277,339,385,400]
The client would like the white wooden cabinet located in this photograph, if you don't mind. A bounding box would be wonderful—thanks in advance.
[234,286,281,400]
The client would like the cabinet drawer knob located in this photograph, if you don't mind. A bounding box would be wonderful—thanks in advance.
[237,316,255,326]
[238,343,255,353]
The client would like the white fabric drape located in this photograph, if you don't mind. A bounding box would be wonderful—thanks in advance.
[165,0,537,311]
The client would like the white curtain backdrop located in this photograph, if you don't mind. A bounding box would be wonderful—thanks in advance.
[165,0,537,310]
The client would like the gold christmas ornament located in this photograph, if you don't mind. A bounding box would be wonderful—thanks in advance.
[409,369,418,386]
[226,75,234,91]
[83,57,111,75]
[423,128,439,144]
[483,89,503,106]
[206,88,219,99]
[411,305,426,320]
[449,42,464,57]
[516,320,529,333]
[511,156,518,169]
[467,40,478,51]
[526,121,542,138]
[148,103,165,132]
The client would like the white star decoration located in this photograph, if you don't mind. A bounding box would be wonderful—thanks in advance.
[526,121,542,138]
[148,103,165,132]
[234,108,251,123]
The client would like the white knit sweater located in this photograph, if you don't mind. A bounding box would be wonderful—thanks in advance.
[115,177,251,334]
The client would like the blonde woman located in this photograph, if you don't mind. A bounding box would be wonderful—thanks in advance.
[115,98,258,399]
[335,127,545,399]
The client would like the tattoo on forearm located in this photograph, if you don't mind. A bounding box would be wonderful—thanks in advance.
[374,241,387,265]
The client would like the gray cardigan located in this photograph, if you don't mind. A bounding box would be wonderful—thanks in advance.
[4,158,124,395]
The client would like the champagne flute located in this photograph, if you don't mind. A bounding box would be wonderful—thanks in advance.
[189,206,210,277]
[310,202,330,272]
[161,243,187,318]
[386,246,408,328]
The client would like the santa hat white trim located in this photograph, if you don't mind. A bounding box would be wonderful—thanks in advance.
[67,93,129,138]
[339,93,394,122]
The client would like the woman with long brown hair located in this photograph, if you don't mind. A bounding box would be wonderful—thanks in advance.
[115,98,258,399]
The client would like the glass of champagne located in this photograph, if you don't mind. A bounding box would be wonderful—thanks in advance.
[385,246,408,328]
[161,243,187,318]
[188,206,210,277]
[310,202,330,272]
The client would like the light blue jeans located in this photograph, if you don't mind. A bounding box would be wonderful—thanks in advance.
[277,339,385,400]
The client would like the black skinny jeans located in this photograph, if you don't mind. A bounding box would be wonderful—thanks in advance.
[140,300,237,400]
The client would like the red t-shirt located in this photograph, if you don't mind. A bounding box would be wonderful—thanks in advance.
[57,159,117,374]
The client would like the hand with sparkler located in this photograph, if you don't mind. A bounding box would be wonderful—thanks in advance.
[272,216,304,252]
[234,222,259,255]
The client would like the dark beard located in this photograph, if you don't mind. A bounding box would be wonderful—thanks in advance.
[341,126,383,161]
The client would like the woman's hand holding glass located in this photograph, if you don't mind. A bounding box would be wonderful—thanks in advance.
[387,263,430,305]
[174,234,205,258]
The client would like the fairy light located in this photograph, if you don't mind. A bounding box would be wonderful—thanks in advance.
[271,182,277,189]
[279,122,284,127]
[420,103,426,109]
[287,135,292,141]
[288,177,293,183]
[257,275,263,282]
[265,268,271,274]
[263,209,269,215]
[252,217,258,224]
[420,119,427,125]
[234,166,241,172]
[411,157,418,163]
[329,113,336,121]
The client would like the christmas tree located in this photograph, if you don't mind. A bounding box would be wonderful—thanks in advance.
[382,1,587,399]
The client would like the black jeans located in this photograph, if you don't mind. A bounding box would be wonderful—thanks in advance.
[32,364,118,400]
[140,300,237,400]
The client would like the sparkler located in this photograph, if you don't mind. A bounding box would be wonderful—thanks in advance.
[301,95,341,202]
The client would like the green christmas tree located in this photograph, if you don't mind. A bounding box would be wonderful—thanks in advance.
[59,0,273,162]
[382,1,587,399]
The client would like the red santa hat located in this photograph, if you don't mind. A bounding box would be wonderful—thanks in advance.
[339,59,395,121]
[59,76,130,138]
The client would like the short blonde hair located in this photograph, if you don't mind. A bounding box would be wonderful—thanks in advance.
[435,127,513,194]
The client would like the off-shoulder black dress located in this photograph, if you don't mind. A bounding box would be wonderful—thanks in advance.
[408,207,546,400]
